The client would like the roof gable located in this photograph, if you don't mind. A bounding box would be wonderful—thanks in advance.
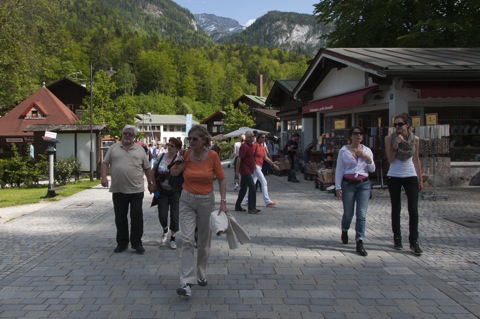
[0,87,79,138]
[233,94,266,108]
[20,101,48,118]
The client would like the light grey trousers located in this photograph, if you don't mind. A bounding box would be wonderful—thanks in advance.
[178,190,215,285]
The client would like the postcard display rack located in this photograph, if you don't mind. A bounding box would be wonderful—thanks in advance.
[416,125,450,201]
[315,129,349,191]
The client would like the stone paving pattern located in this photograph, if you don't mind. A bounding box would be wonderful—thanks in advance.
[0,164,479,318]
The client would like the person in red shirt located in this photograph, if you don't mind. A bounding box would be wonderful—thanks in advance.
[234,131,260,214]
[245,133,279,207]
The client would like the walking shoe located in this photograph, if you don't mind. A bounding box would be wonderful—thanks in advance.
[410,242,423,256]
[176,284,192,297]
[356,240,368,256]
[393,236,403,250]
[161,229,169,244]
[133,244,145,254]
[248,208,261,214]
[197,278,208,286]
[266,202,277,207]
[113,245,128,253]
[292,179,300,183]
[169,240,177,250]
[341,231,348,244]
[234,183,239,190]
[234,207,246,212]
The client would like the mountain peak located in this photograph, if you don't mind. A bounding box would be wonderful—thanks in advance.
[195,11,330,56]
[194,14,245,41]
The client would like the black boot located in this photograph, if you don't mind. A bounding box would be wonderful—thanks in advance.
[356,240,368,256]
[393,235,403,250]
[341,230,348,244]
[410,241,423,256]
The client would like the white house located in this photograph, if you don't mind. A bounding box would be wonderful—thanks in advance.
[136,114,199,146]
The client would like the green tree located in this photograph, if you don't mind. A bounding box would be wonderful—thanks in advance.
[222,103,255,133]
[114,63,137,96]
[79,70,119,134]
[2,144,32,187]
[313,0,480,47]
[0,0,67,113]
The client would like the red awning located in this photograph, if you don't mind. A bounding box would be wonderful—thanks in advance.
[409,81,480,99]
[302,86,378,114]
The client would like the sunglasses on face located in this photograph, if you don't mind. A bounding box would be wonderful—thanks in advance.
[187,137,202,142]
[352,132,363,136]
[393,122,405,127]
[123,132,134,136]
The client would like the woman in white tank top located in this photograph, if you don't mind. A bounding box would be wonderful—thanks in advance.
[385,113,424,256]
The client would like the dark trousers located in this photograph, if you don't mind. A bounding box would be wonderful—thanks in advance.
[157,190,180,232]
[387,176,419,244]
[112,192,144,248]
[235,174,256,210]
[288,154,297,180]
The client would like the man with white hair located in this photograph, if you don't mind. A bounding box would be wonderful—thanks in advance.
[101,125,155,254]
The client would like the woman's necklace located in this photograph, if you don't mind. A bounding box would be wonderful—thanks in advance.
[349,144,361,158]
[194,148,205,161]
[349,144,361,152]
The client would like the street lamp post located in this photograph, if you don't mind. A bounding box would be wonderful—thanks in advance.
[90,63,94,181]
[89,65,116,181]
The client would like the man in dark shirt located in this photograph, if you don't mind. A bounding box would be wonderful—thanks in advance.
[234,131,260,214]
[286,133,300,183]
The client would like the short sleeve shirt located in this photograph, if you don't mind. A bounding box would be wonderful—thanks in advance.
[103,142,150,193]
[239,142,255,175]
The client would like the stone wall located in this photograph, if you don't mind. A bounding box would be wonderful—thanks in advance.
[421,159,480,187]
[450,163,480,186]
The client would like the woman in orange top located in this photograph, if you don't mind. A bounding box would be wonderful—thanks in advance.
[171,125,227,297]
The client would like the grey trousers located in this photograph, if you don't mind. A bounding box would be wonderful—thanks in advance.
[178,190,215,285]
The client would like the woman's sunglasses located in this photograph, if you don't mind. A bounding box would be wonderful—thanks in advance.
[393,122,405,127]
[187,137,202,142]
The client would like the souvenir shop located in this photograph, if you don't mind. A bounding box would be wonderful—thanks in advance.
[290,48,480,187]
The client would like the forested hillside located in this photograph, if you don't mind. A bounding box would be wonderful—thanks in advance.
[0,0,310,135]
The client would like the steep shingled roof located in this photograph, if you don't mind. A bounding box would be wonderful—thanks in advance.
[0,87,78,138]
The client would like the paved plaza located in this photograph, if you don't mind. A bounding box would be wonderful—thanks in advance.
[0,163,479,319]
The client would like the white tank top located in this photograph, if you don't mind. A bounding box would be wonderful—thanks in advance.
[387,157,417,177]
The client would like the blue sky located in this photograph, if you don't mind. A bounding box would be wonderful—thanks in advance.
[172,0,318,27]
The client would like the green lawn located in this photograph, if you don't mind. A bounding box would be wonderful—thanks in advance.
[0,180,101,208]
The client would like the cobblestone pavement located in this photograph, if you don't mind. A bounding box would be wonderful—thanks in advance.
[0,165,479,318]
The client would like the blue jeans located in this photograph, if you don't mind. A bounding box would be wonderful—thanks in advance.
[387,176,419,244]
[341,180,371,242]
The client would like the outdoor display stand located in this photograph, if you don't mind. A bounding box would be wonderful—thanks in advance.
[314,129,349,191]
[417,125,450,201]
